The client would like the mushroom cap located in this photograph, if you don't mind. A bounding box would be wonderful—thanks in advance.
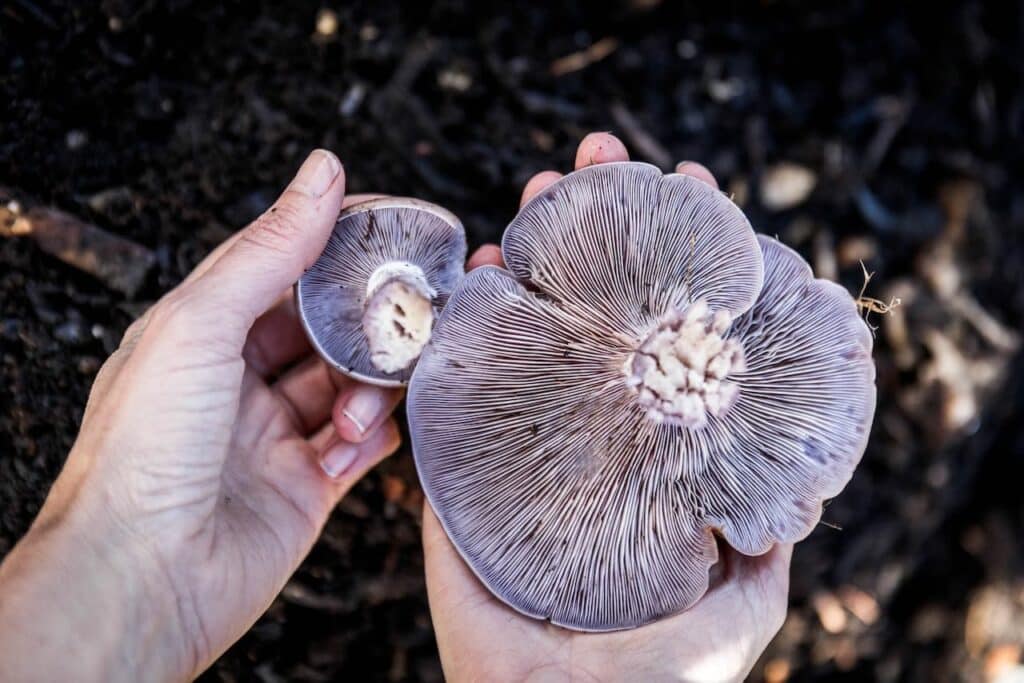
[407,162,876,631]
[297,197,467,387]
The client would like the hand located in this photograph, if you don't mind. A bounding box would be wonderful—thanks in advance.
[0,151,419,681]
[423,133,792,683]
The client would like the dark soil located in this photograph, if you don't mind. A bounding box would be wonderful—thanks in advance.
[3,1,1024,681]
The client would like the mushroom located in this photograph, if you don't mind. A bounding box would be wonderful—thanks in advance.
[407,162,876,631]
[297,197,466,386]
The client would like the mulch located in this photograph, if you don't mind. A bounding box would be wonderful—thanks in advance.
[2,2,1023,680]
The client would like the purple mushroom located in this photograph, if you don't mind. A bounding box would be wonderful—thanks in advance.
[407,162,876,631]
[297,197,466,387]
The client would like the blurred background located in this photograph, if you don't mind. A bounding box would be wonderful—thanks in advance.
[2,1,1023,681]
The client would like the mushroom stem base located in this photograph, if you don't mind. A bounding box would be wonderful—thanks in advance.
[624,301,746,429]
[362,262,436,374]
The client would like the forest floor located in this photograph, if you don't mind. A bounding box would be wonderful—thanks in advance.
[2,2,1024,681]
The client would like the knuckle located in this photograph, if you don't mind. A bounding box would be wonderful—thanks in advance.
[119,316,149,349]
[244,203,305,255]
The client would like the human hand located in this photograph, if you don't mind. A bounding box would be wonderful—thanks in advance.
[423,133,792,683]
[0,151,416,681]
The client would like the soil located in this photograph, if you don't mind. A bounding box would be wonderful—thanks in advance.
[2,1,1023,681]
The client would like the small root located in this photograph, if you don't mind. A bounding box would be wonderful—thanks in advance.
[856,261,902,332]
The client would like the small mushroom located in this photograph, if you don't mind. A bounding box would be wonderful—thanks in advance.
[297,197,466,387]
[408,162,876,631]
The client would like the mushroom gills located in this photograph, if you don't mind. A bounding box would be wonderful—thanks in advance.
[361,261,437,374]
[624,300,746,429]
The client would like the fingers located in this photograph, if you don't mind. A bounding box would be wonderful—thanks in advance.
[332,383,404,443]
[740,542,792,644]
[318,417,401,484]
[184,192,386,287]
[519,132,632,208]
[675,160,719,189]
[466,244,504,270]
[190,149,346,332]
[727,541,792,581]
[574,131,629,169]
[519,170,563,207]
[271,357,342,435]
[501,132,635,276]
[713,542,793,640]
[744,542,793,588]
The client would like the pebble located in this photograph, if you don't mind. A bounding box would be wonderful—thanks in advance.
[359,24,379,42]
[338,83,366,118]
[65,130,88,150]
[77,356,101,375]
[437,67,473,93]
[315,9,338,38]
[763,658,791,683]
[707,77,744,103]
[761,162,817,210]
[676,39,698,59]
[54,319,87,345]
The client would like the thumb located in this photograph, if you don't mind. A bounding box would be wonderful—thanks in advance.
[195,149,345,333]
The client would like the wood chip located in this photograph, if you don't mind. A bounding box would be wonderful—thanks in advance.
[812,591,848,634]
[837,236,878,269]
[550,37,619,77]
[2,201,154,297]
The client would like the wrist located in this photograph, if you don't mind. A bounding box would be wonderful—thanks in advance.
[0,495,187,682]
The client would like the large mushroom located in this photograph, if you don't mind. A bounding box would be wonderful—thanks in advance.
[297,197,466,386]
[407,162,876,632]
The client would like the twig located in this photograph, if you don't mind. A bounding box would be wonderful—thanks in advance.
[550,37,619,77]
[1,193,155,296]
[609,102,674,170]
[861,97,910,180]
[857,261,901,327]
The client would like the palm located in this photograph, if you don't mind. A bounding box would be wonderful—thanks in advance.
[175,365,338,665]
[91,278,394,674]
[422,135,792,682]
[423,507,788,682]
[98,326,344,669]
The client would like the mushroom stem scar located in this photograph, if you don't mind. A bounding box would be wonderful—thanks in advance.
[362,261,436,373]
[624,300,746,428]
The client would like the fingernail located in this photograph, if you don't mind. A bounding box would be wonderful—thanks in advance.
[675,160,693,172]
[343,386,389,434]
[321,442,358,479]
[290,149,342,199]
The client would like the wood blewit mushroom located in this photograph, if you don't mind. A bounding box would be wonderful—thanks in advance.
[297,197,466,387]
[407,162,877,632]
